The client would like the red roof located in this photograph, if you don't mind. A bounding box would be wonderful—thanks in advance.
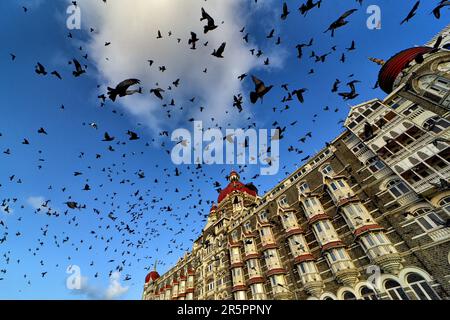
[145,271,160,283]
[217,180,257,204]
[378,46,433,93]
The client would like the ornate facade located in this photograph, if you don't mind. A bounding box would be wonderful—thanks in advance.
[142,25,450,300]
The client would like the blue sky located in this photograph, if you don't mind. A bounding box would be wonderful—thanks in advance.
[0,0,448,299]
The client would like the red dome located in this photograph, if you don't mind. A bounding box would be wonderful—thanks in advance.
[378,46,433,93]
[145,271,160,283]
[217,181,257,204]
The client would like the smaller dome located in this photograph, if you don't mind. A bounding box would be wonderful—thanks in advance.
[145,271,160,283]
[210,204,218,212]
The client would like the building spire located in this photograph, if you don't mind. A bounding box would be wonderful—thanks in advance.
[368,57,386,66]
[153,260,158,271]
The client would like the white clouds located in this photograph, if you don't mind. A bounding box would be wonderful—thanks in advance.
[71,0,276,132]
[104,272,129,300]
[72,272,129,300]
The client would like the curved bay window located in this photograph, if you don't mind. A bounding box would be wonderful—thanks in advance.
[288,234,308,257]
[264,249,282,270]
[250,283,267,300]
[406,273,440,300]
[243,238,257,255]
[325,248,355,273]
[312,220,340,244]
[384,280,409,300]
[231,267,244,285]
[259,227,275,246]
[246,259,262,278]
[280,211,299,230]
[233,290,247,300]
[297,261,321,283]
[341,202,375,229]
[300,196,325,219]
[327,178,355,204]
[230,247,242,264]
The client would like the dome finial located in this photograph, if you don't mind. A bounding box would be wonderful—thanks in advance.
[153,260,158,271]
[369,57,386,66]
[229,170,240,182]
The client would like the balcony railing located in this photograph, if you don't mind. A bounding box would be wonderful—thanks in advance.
[429,227,450,242]
[411,167,450,194]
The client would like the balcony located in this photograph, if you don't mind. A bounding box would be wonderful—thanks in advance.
[429,227,450,242]
[411,167,450,194]
[384,135,432,166]
[373,166,393,179]
[397,191,419,207]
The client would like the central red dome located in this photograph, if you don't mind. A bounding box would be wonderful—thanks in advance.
[145,271,160,283]
[217,172,257,203]
[378,46,433,93]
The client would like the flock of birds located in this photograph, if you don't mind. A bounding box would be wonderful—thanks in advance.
[0,0,448,298]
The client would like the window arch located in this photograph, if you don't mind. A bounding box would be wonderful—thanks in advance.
[342,291,357,300]
[384,280,409,300]
[360,286,379,300]
[406,273,440,300]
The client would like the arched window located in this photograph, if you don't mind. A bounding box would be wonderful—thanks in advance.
[384,280,409,300]
[386,179,410,198]
[342,291,357,300]
[322,295,335,300]
[360,286,379,300]
[438,196,450,215]
[406,273,440,300]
